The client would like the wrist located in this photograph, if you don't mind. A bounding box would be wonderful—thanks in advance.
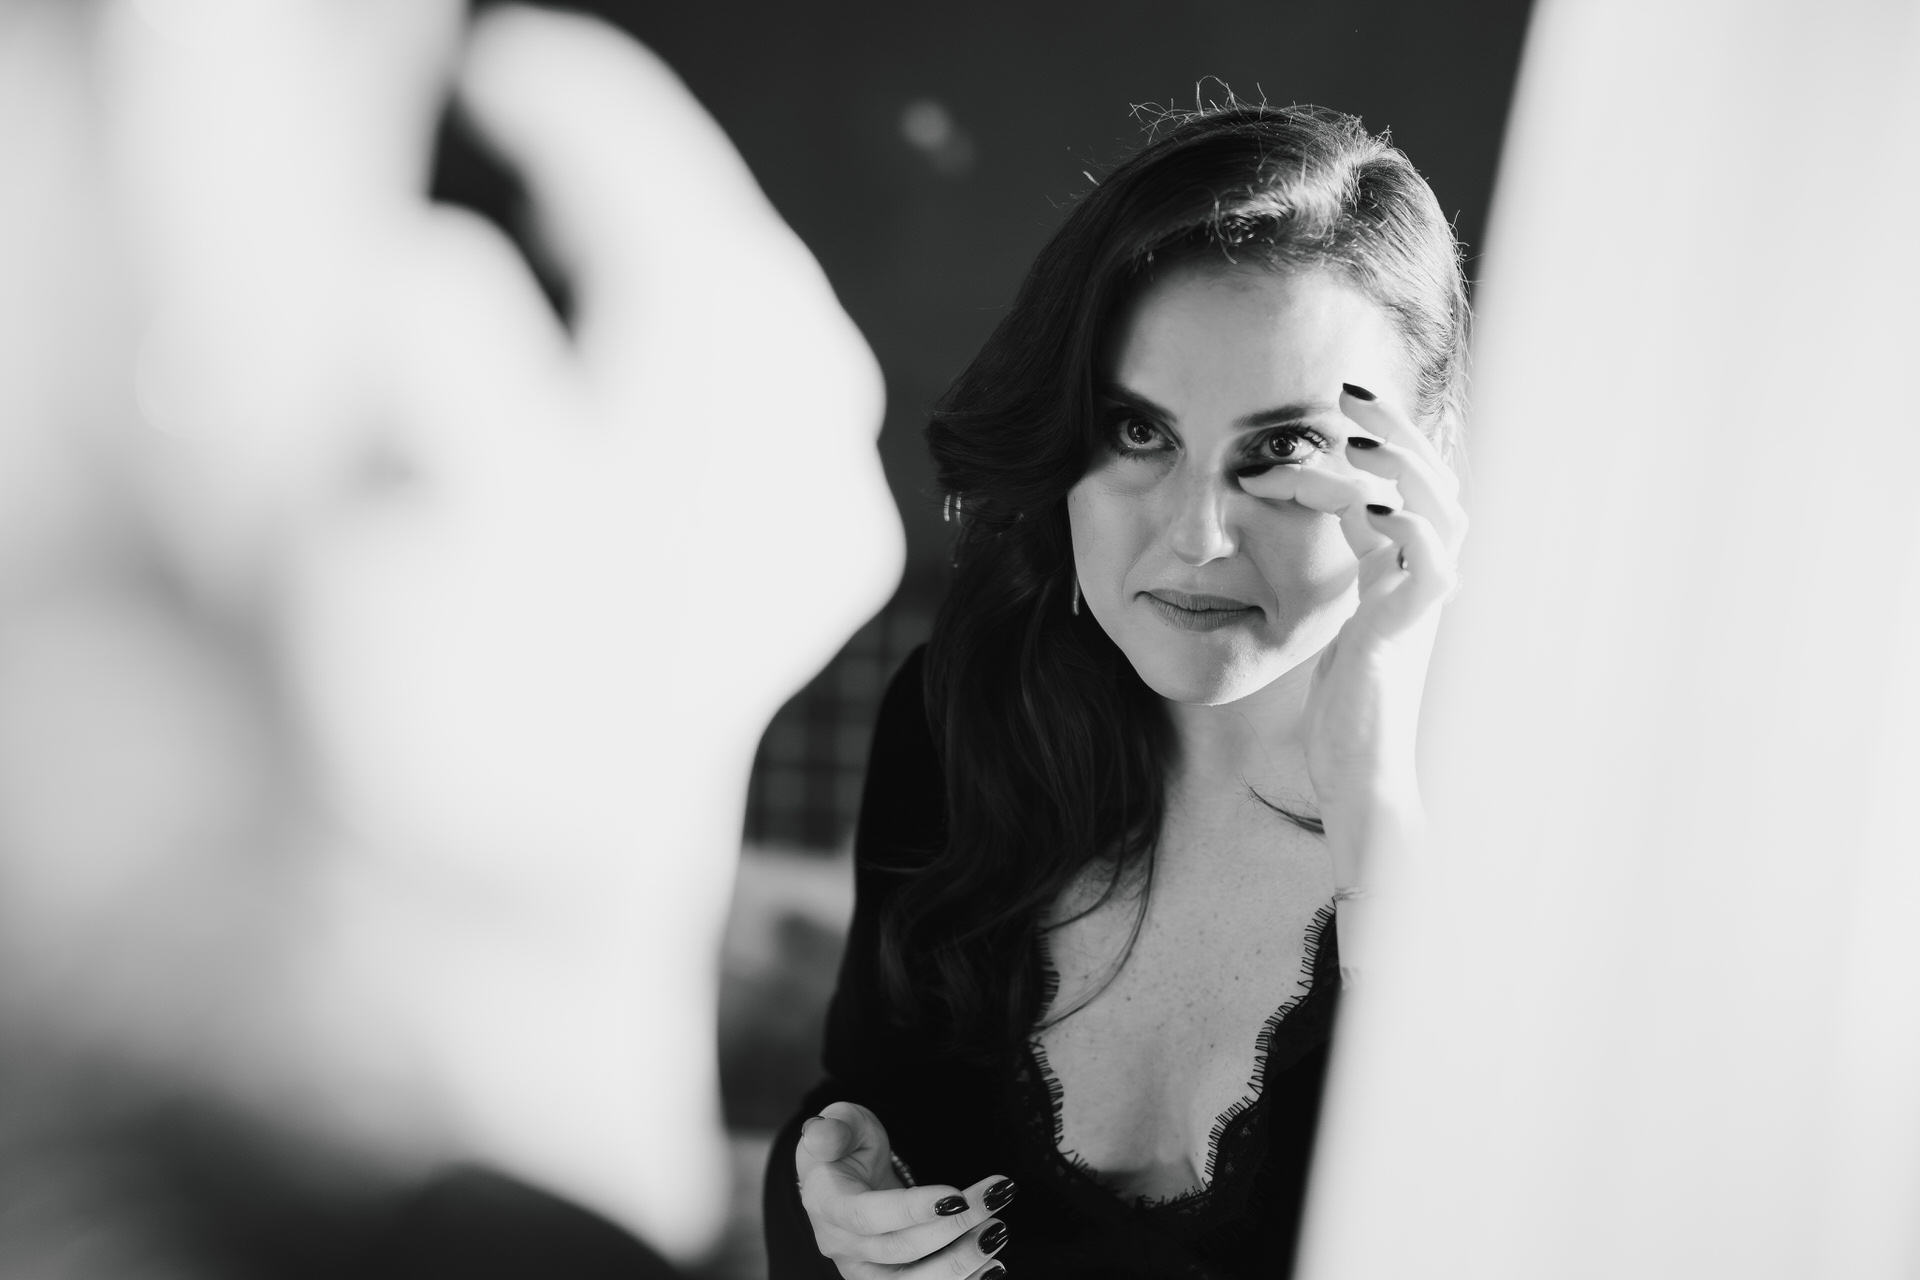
[1323,780,1428,888]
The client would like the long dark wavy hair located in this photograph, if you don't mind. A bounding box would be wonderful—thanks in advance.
[877,99,1470,1058]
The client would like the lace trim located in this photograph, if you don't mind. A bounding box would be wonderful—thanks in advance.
[1200,901,1334,1189]
[1023,900,1338,1217]
[1024,1034,1099,1181]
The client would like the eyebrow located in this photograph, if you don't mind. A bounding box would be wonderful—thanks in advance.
[1234,401,1335,429]
[1099,383,1333,432]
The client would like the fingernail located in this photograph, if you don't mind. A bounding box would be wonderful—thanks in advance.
[933,1195,968,1216]
[982,1178,1017,1211]
[982,1267,1007,1278]
[1342,382,1377,401]
[1365,503,1395,516]
[1346,436,1382,451]
[800,1117,822,1138]
[980,1221,1009,1253]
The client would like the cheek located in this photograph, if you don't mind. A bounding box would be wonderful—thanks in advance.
[1245,509,1360,613]
[1066,475,1146,591]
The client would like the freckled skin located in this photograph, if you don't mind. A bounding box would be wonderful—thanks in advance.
[1040,264,1419,1200]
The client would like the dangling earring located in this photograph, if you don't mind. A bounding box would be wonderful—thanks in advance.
[1070,576,1081,616]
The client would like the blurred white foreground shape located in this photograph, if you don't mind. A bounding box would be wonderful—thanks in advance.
[1298,3,1920,1278]
[0,0,902,1262]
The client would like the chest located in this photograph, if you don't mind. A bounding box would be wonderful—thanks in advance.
[1032,812,1332,1201]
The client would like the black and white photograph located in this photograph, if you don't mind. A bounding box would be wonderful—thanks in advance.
[0,1,1915,1277]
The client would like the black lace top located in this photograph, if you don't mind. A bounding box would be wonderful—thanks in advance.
[764,647,1340,1279]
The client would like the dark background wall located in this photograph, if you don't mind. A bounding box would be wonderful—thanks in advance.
[442,0,1536,850]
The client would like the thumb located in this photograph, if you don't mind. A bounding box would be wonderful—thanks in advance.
[450,4,882,430]
[453,7,794,352]
[797,1102,895,1190]
[798,1114,857,1164]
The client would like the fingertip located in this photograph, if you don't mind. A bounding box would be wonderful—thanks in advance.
[814,1101,863,1132]
[798,1114,848,1156]
[457,2,770,287]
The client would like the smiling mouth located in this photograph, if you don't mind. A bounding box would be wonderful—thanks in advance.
[1140,589,1262,632]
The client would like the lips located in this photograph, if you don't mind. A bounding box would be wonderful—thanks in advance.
[1144,588,1258,613]
[1140,588,1262,632]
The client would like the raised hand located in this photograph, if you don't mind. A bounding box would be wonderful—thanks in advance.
[1240,385,1466,952]
[797,1102,1014,1279]
[1331,383,1467,643]
[100,0,903,1257]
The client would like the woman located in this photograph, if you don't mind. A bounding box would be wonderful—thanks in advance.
[765,101,1468,1278]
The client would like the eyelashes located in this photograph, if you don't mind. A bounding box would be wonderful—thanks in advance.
[1111,415,1173,455]
[1106,412,1332,475]
[1233,425,1332,477]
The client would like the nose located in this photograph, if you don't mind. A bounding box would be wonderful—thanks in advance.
[1163,463,1238,566]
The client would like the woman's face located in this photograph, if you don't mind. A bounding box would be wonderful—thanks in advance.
[1067,263,1414,706]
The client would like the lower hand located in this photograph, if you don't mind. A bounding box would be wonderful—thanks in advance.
[796,1102,1014,1278]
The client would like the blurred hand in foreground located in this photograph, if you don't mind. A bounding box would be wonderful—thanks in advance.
[0,0,901,1260]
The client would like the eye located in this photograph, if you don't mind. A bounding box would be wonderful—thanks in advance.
[1110,414,1173,457]
[1255,427,1326,462]
[1236,425,1329,478]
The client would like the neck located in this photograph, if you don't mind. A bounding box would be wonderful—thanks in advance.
[1161,650,1319,807]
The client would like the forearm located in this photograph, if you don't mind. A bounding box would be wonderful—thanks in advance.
[1324,779,1429,886]
[1323,779,1428,980]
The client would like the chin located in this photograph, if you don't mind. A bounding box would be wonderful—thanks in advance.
[1124,633,1288,706]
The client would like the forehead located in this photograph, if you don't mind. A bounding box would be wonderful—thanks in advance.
[1106,263,1409,411]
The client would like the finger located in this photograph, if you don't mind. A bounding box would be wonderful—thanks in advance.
[456,5,883,454]
[1353,536,1406,594]
[803,1101,894,1170]
[1344,437,1467,549]
[1360,504,1457,631]
[812,1176,1015,1263]
[456,3,876,419]
[804,1165,1010,1240]
[896,1217,1010,1280]
[458,6,783,300]
[797,1113,858,1166]
[1340,383,1456,492]
[1238,460,1394,511]
[1242,465,1399,565]
[796,1106,903,1222]
[805,1182,973,1241]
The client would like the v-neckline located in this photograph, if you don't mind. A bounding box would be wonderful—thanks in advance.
[1020,901,1339,1214]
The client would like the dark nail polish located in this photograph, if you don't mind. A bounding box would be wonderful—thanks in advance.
[1346,436,1381,450]
[1342,382,1376,401]
[980,1221,1009,1253]
[982,1179,1017,1211]
[982,1267,1007,1278]
[1366,503,1395,516]
[934,1195,968,1216]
